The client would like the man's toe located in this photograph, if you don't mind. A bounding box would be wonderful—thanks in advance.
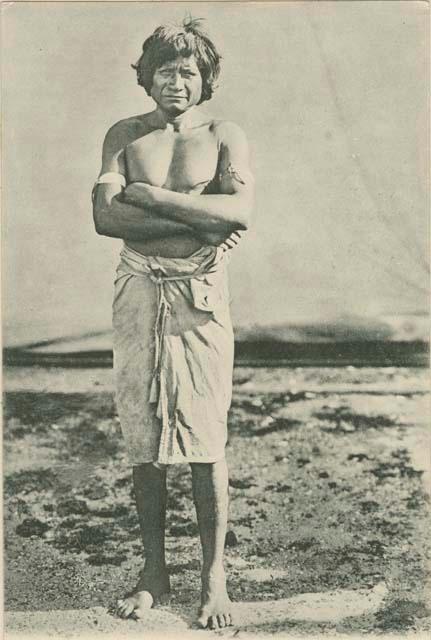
[217,614,226,628]
[197,610,209,628]
[209,615,218,630]
[119,602,134,618]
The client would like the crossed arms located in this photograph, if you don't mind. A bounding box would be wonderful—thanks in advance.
[92,121,254,243]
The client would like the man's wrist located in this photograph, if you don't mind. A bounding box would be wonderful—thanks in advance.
[148,185,163,208]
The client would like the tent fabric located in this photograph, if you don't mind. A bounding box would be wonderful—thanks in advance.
[3,2,428,345]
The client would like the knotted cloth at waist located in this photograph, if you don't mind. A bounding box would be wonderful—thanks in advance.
[116,243,230,465]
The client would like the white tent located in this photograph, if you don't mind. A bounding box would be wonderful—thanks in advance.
[3,1,428,347]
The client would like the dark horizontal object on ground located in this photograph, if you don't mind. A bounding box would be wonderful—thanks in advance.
[234,340,429,367]
[3,340,429,368]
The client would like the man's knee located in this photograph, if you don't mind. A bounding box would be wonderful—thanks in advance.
[190,459,226,473]
[133,462,167,483]
[190,461,213,472]
[190,460,229,488]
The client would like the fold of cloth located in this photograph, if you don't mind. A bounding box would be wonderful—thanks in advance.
[113,244,234,466]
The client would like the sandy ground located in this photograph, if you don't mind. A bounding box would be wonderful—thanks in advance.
[3,365,431,638]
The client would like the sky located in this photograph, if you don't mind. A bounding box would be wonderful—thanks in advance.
[2,1,429,344]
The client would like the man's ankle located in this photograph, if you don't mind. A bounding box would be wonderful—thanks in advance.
[141,559,168,574]
[201,565,226,580]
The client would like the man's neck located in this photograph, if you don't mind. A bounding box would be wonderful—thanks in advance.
[152,106,203,132]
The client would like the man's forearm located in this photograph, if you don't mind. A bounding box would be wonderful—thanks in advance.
[94,195,195,240]
[124,184,250,233]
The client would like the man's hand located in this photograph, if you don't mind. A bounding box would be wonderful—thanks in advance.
[197,230,234,246]
[121,182,238,247]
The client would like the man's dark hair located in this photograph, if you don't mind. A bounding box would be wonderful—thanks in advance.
[132,17,221,104]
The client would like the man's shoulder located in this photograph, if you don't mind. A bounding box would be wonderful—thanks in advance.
[104,113,152,147]
[210,119,248,146]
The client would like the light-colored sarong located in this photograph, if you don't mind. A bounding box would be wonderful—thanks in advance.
[113,244,234,466]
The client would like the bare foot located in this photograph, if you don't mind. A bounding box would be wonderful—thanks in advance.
[197,571,233,630]
[115,568,170,619]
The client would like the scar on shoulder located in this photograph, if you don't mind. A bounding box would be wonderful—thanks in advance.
[219,163,246,185]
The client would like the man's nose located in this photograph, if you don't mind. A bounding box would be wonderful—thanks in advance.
[168,73,184,90]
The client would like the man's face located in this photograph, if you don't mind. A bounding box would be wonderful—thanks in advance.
[151,56,202,114]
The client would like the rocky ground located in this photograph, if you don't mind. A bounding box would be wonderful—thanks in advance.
[3,365,431,638]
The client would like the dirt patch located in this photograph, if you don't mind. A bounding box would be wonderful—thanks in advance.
[3,366,431,636]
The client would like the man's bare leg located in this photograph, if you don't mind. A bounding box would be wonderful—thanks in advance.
[116,463,170,618]
[191,459,233,629]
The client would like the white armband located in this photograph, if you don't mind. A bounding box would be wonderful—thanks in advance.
[95,172,127,188]
[92,172,126,202]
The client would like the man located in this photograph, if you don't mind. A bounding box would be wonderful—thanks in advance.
[92,18,254,630]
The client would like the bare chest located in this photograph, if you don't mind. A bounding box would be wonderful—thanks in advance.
[125,128,219,193]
